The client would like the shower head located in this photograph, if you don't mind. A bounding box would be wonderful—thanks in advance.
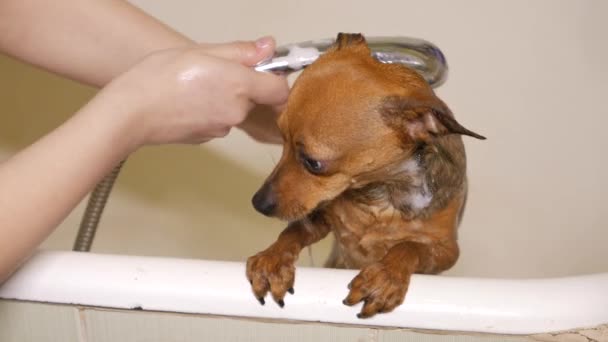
[254,36,448,88]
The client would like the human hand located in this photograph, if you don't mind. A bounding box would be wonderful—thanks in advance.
[88,36,289,150]
[238,104,284,144]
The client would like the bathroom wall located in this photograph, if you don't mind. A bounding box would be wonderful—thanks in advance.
[1,0,606,277]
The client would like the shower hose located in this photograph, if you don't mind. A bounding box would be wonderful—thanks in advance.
[72,160,125,252]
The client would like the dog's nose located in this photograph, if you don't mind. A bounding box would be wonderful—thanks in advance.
[252,183,277,216]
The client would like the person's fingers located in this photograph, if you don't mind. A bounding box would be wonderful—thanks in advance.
[238,105,283,144]
[272,102,287,114]
[193,37,285,105]
[199,36,276,67]
[253,36,276,63]
[246,72,289,106]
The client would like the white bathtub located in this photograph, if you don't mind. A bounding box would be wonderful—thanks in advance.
[1,251,607,341]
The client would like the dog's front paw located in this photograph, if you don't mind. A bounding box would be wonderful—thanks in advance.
[246,246,297,307]
[343,262,411,318]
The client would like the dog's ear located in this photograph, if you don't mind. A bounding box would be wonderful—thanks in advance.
[381,95,486,142]
[331,32,371,54]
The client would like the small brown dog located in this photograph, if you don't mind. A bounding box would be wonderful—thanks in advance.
[247,33,485,318]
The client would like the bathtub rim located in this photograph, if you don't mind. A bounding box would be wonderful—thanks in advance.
[0,250,606,335]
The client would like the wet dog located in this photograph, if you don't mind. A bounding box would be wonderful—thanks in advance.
[247,33,485,318]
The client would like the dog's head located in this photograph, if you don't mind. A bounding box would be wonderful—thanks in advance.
[252,33,484,221]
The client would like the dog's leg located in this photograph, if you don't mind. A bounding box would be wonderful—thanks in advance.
[343,239,459,318]
[246,217,330,307]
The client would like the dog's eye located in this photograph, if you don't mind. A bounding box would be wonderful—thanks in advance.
[301,154,325,174]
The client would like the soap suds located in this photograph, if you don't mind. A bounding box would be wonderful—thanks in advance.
[397,159,433,210]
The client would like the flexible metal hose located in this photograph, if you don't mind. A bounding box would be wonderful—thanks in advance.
[72,160,125,252]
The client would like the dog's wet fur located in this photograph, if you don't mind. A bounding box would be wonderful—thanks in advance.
[246,33,485,318]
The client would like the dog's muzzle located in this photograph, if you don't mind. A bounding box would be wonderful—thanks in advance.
[252,182,277,217]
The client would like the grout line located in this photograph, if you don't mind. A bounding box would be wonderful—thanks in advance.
[369,328,379,342]
[74,307,89,342]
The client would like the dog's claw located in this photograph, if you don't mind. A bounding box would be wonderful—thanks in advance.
[246,247,297,311]
[287,287,294,295]
[346,263,411,318]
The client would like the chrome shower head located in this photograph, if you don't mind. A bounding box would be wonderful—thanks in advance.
[254,36,448,88]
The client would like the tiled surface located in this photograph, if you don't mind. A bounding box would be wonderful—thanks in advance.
[83,309,370,342]
[0,300,80,342]
[379,330,528,342]
[0,300,537,342]
[83,308,532,342]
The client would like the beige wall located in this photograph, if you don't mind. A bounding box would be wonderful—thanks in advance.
[1,0,606,277]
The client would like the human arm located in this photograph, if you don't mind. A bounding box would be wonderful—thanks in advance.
[0,42,289,282]
[0,0,283,141]
[0,0,192,87]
